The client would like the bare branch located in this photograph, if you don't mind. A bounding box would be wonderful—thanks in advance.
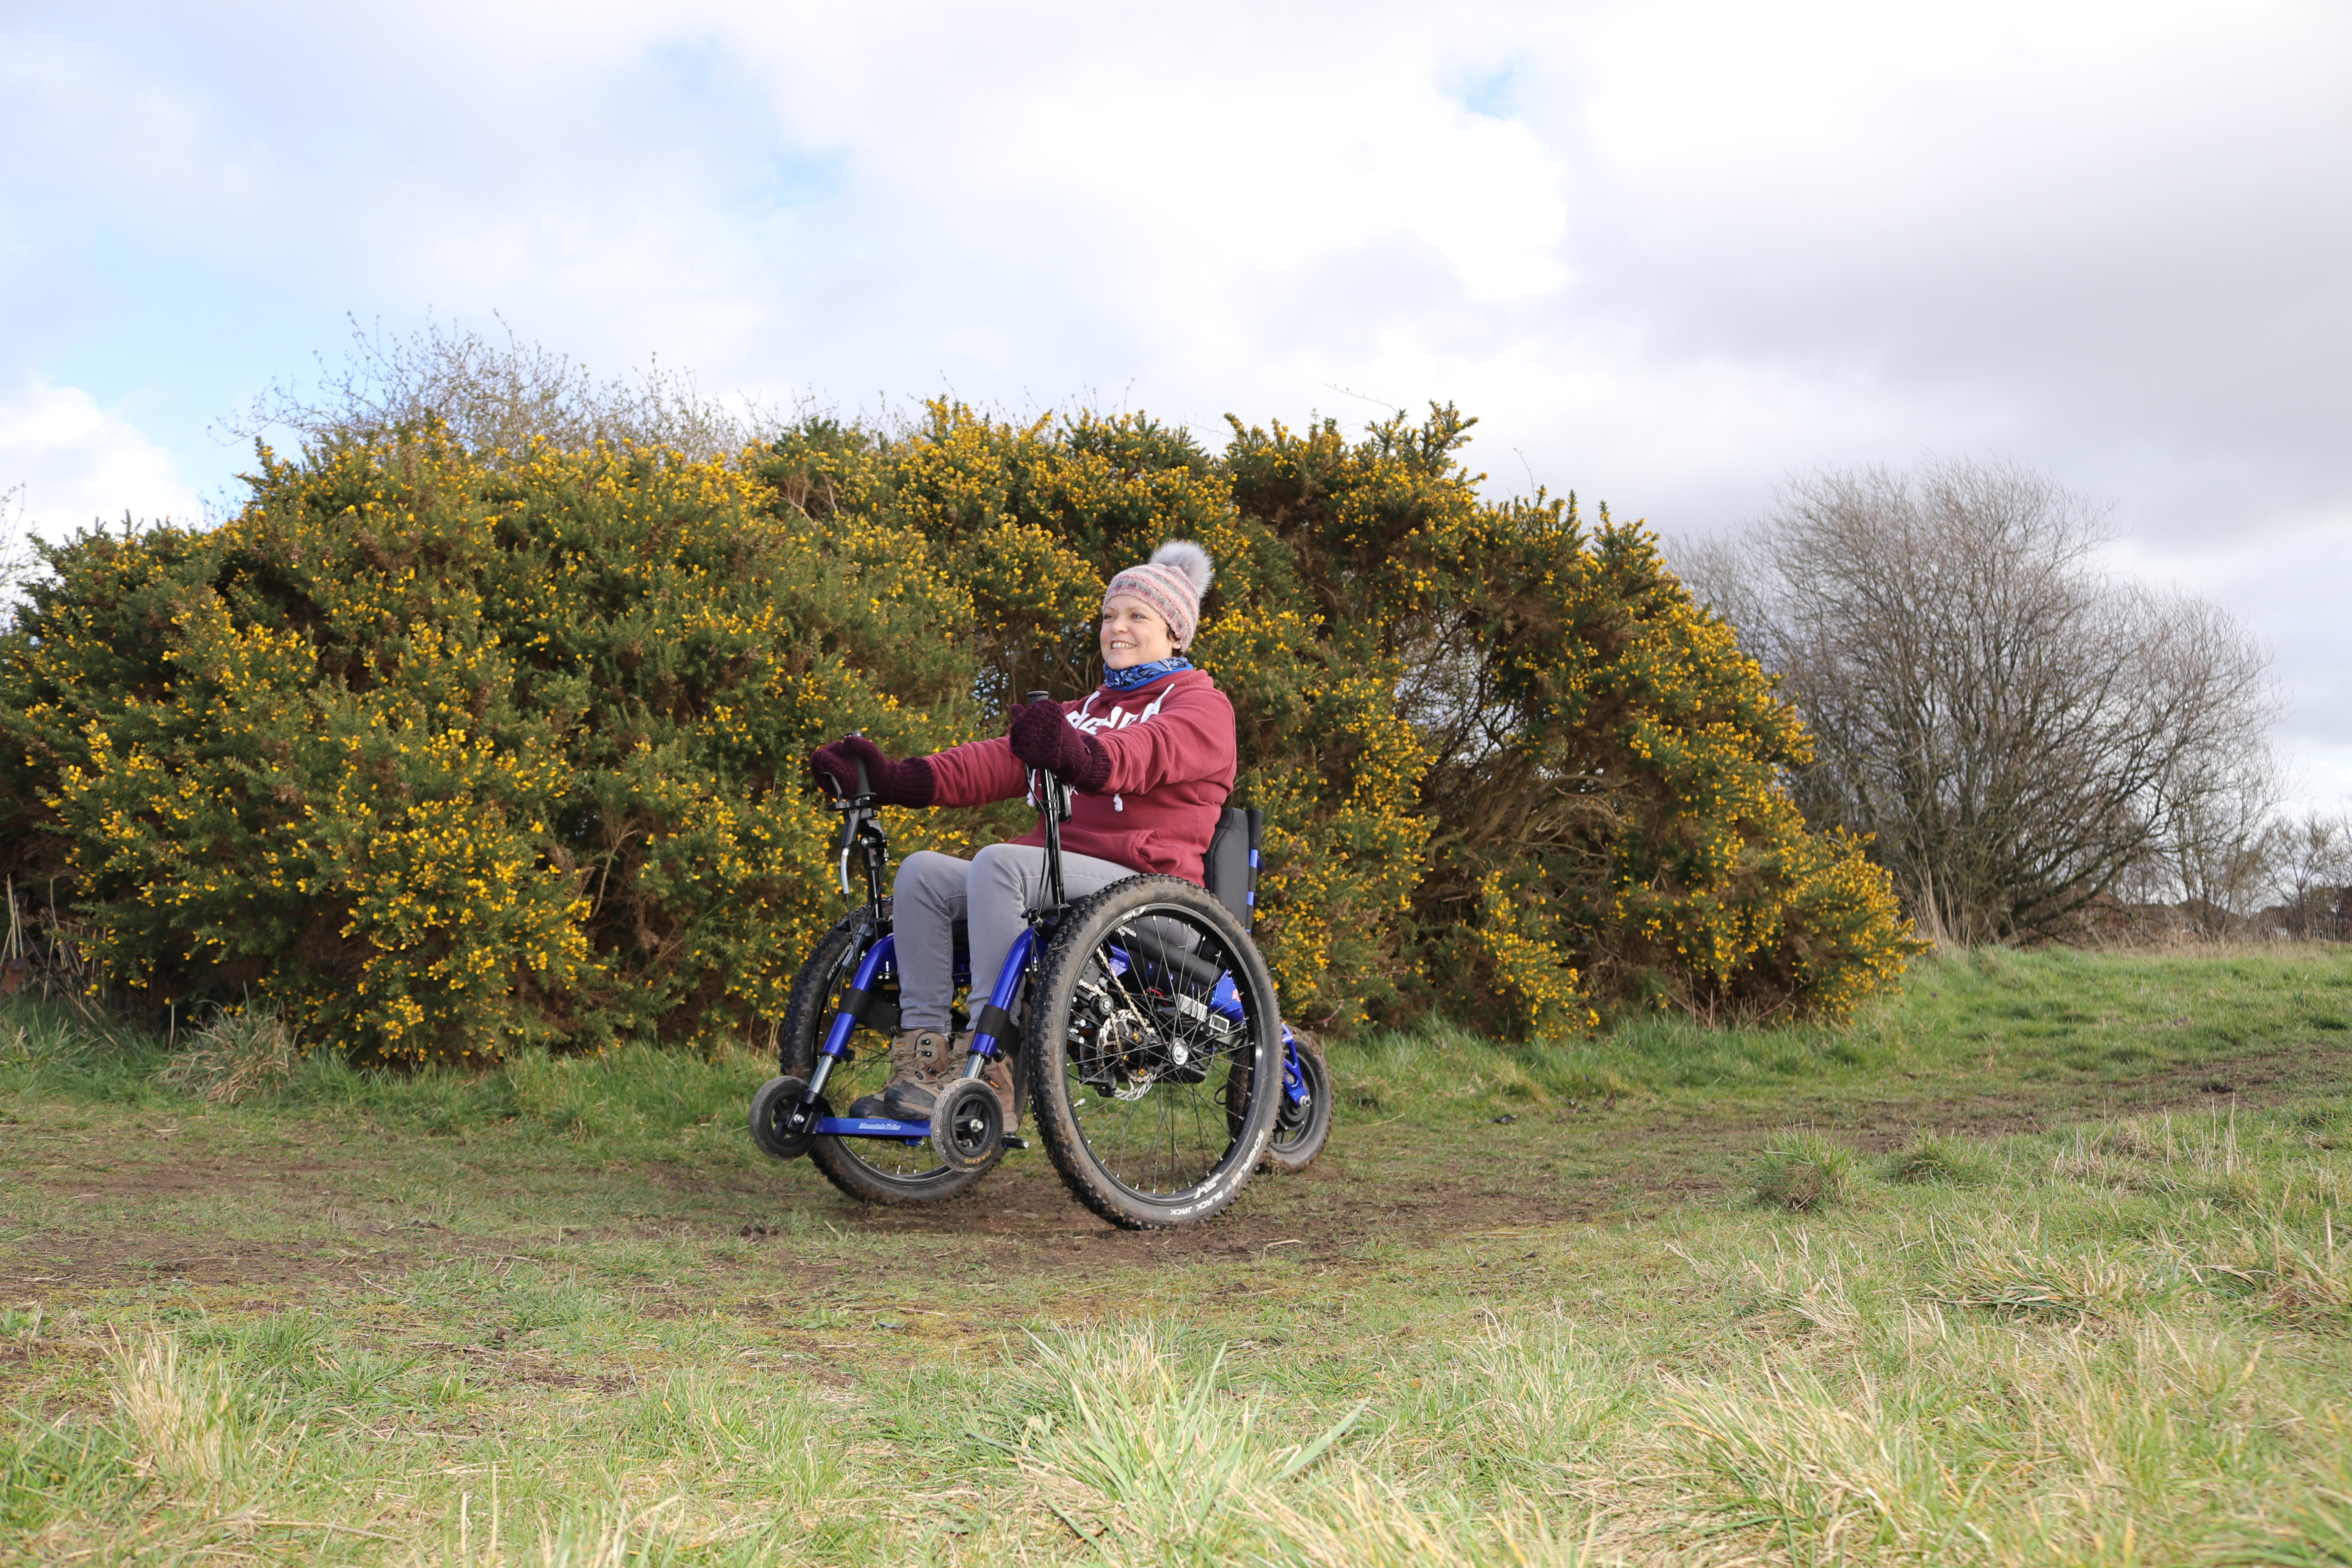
[217,313,788,463]
[1679,456,2279,943]
[2266,811,2352,939]
[0,483,33,628]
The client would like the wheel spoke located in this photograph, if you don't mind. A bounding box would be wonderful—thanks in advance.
[1052,896,1270,1204]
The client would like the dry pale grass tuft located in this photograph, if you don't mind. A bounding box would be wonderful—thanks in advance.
[1737,1237,1867,1342]
[158,1007,303,1105]
[1659,1312,2286,1562]
[1665,1363,1971,1559]
[108,1334,267,1496]
[1249,1473,1605,1568]
[2047,1112,2276,1209]
[1932,1221,2182,1318]
[2099,1116,2173,1162]
[1013,1323,1638,1566]
[2185,1225,2352,1330]
[520,1499,689,1568]
[2225,1486,2352,1566]
[1883,1131,1994,1186]
[1014,1327,1365,1564]
[1448,1313,1629,1465]
[1751,1130,1858,1212]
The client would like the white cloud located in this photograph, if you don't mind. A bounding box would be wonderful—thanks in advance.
[2108,517,2352,814]
[2,0,2347,795]
[0,379,202,541]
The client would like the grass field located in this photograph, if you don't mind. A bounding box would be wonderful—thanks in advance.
[5,943,2352,1565]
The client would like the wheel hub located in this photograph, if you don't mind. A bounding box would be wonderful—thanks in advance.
[1075,1005,1161,1097]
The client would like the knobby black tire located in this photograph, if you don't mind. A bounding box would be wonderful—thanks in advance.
[1025,876,1281,1229]
[779,917,996,1206]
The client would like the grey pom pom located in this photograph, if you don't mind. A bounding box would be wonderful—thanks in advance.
[1150,539,1214,595]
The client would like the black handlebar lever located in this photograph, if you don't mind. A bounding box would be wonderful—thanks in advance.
[1023,690,1072,918]
[824,732,890,910]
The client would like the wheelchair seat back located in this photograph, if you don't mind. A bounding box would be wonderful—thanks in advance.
[1201,806,1263,932]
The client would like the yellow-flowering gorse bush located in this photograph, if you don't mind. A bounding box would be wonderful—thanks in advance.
[3,427,990,1063]
[1217,407,1918,1030]
[0,403,1916,1063]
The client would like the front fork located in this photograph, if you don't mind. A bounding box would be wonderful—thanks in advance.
[798,930,898,1111]
[957,926,1037,1077]
[1279,1025,1308,1108]
[801,926,1039,1105]
[804,1054,839,1103]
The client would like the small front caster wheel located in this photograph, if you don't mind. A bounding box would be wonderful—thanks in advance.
[931,1079,1004,1173]
[751,1076,823,1161]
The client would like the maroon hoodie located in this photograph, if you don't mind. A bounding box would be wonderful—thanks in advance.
[925,669,1237,885]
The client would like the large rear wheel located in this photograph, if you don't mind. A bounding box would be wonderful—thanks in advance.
[780,918,997,1205]
[1025,877,1281,1229]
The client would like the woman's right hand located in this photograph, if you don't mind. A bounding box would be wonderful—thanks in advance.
[809,735,936,807]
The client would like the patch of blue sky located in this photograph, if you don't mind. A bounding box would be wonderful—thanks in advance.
[639,34,844,215]
[643,32,734,98]
[34,230,353,491]
[0,188,103,352]
[1453,62,1521,121]
[736,147,846,214]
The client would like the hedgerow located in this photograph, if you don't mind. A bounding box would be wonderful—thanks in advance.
[1,430,994,1064]
[0,403,1916,1063]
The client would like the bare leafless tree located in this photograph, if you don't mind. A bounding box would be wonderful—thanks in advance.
[0,483,34,628]
[1679,457,2278,944]
[220,314,781,462]
[2270,811,2352,940]
[2139,749,2282,936]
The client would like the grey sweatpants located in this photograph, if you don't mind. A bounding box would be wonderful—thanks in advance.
[892,844,1140,1030]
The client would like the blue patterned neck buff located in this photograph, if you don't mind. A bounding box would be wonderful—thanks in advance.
[1102,656,1192,691]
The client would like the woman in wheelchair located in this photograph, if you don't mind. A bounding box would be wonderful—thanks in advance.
[807,541,1233,1132]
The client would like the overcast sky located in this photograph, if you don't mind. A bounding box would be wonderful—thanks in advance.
[4,0,2347,804]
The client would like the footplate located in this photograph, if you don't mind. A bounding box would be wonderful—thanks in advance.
[811,1116,1025,1149]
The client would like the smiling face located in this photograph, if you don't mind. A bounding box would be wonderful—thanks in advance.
[1100,593,1178,669]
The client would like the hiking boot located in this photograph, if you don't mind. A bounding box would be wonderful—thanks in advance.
[848,1027,956,1119]
[975,1041,1018,1132]
[879,1033,1019,1130]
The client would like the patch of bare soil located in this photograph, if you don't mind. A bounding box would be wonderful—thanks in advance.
[10,1044,2344,1305]
[7,1136,1593,1303]
[3,1213,510,1303]
[1643,1044,2343,1154]
[800,1152,1573,1263]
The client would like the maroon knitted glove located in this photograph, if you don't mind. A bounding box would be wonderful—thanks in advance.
[1009,699,1111,792]
[809,735,936,806]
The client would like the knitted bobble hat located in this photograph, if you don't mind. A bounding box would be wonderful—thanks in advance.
[1103,541,1214,650]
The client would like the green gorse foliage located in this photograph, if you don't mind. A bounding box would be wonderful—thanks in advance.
[1,403,1915,1063]
[2,428,991,1064]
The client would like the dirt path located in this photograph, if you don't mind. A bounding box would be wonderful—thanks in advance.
[11,1042,2341,1308]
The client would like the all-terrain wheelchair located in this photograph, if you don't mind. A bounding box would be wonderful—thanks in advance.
[748,703,1332,1230]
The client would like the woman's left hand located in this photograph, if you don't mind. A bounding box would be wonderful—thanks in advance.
[1010,699,1110,790]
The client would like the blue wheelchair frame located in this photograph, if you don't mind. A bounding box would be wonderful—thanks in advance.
[793,737,1307,1154]
[801,928,1307,1147]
